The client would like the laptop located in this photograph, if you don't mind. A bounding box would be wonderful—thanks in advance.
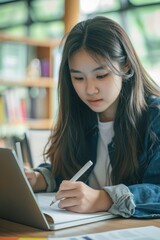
[0,147,116,230]
[0,147,51,230]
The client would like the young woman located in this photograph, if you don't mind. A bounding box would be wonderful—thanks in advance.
[25,16,160,218]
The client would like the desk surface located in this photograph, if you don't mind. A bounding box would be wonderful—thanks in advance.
[0,218,160,238]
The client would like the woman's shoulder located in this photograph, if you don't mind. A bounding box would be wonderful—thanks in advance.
[146,95,160,126]
[147,95,160,106]
[146,96,160,114]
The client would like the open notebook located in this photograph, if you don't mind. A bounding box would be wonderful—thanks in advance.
[0,148,116,230]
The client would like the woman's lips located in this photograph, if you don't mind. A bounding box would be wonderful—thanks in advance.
[87,99,103,106]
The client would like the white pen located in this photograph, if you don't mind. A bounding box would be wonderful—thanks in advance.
[49,160,93,206]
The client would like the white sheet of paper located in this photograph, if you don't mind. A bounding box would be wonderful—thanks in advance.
[48,226,160,240]
[35,193,114,225]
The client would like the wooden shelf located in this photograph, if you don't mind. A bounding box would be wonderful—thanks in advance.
[0,118,53,129]
[0,33,60,48]
[0,79,55,88]
[0,34,60,133]
[27,118,53,129]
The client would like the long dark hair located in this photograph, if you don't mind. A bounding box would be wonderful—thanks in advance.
[45,16,160,185]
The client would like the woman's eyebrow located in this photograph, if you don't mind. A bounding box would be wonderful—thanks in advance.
[70,66,105,73]
[70,69,81,73]
[92,66,105,72]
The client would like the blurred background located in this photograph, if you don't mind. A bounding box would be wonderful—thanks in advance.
[0,0,160,166]
[1,0,160,83]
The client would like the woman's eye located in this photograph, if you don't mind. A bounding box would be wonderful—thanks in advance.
[74,76,84,81]
[96,73,108,79]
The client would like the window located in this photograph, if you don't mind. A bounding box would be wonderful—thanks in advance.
[80,0,160,85]
[0,0,65,39]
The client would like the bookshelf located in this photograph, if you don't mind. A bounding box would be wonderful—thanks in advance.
[0,34,60,138]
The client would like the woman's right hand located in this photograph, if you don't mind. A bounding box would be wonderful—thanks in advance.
[24,168,47,192]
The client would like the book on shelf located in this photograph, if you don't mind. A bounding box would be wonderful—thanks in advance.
[0,87,48,124]
[0,42,27,81]
[28,87,48,119]
[40,59,50,77]
[0,94,6,123]
[1,88,28,123]
[0,42,51,81]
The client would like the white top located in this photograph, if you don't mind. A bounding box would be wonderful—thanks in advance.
[89,120,114,189]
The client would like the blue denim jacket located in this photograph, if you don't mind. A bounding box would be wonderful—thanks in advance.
[36,96,160,219]
[87,96,160,218]
[118,96,160,218]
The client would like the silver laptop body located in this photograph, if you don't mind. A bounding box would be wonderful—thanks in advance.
[0,147,51,230]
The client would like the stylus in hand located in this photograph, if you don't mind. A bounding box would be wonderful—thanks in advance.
[49,160,93,206]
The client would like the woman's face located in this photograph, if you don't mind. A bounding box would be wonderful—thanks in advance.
[69,49,123,122]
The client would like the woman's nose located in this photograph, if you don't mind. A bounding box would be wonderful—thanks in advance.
[86,80,99,95]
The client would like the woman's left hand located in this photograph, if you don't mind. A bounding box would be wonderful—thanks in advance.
[56,181,113,213]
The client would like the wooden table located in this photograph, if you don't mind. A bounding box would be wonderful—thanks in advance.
[0,218,160,238]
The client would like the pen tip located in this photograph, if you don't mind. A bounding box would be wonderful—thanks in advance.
[49,201,53,206]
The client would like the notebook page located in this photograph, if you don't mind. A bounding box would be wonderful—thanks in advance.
[35,193,113,225]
